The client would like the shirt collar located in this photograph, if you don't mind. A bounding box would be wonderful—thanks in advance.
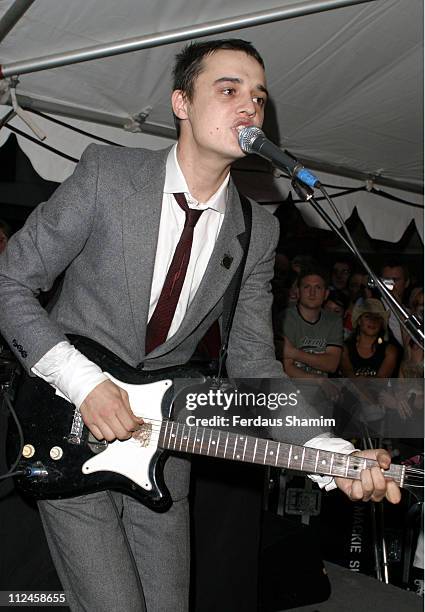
[164,144,228,213]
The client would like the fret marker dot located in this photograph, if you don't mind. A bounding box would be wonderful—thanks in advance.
[197,439,200,442]
[294,455,298,460]
[212,441,216,445]
[171,434,175,438]
[270,451,274,455]
[184,436,187,440]
[236,454,240,459]
[321,460,327,465]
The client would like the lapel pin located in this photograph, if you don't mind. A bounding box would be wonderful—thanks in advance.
[221,254,233,269]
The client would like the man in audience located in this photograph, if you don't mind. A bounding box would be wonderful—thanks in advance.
[330,257,352,295]
[277,265,343,378]
[381,260,410,347]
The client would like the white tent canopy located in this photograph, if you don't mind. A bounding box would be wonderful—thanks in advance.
[0,0,423,242]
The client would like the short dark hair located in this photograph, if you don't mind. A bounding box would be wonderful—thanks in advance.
[381,260,410,281]
[325,289,349,311]
[172,39,265,136]
[332,257,353,271]
[297,264,329,288]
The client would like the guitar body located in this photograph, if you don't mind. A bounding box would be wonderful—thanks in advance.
[7,336,203,511]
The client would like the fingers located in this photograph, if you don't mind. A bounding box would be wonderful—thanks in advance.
[385,480,402,504]
[91,421,116,442]
[346,450,401,504]
[375,449,391,470]
[348,479,364,501]
[80,380,142,442]
[347,467,385,502]
[90,424,105,441]
[350,472,401,504]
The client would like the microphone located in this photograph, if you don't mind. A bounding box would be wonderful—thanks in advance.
[367,276,394,291]
[238,126,320,189]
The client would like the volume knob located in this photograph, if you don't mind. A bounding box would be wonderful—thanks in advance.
[22,444,35,458]
[50,446,63,461]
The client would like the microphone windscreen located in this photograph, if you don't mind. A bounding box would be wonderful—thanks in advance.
[238,126,264,154]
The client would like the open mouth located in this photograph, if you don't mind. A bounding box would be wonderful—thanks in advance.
[232,121,253,134]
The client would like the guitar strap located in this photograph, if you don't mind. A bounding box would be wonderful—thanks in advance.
[215,192,252,379]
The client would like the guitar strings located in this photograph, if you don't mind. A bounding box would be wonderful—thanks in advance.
[121,426,407,482]
[96,419,421,486]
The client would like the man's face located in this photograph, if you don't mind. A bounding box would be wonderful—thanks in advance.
[172,50,267,163]
[298,275,328,310]
[382,266,409,302]
[331,262,351,290]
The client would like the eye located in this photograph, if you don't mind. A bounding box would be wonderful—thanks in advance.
[222,87,236,96]
[253,96,266,107]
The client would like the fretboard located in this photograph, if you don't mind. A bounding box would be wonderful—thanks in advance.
[159,421,405,486]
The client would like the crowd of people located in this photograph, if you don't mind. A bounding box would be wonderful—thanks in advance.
[273,254,424,381]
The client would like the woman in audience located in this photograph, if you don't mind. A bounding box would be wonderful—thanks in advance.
[338,299,398,434]
[341,298,397,378]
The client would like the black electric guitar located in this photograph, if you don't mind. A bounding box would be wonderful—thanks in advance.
[7,336,423,511]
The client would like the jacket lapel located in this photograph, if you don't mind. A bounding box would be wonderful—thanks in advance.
[146,179,247,359]
[121,149,169,351]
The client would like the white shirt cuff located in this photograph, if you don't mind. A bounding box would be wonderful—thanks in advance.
[31,341,108,408]
[304,433,356,491]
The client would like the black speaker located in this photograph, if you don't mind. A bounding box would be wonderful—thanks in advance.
[259,511,331,611]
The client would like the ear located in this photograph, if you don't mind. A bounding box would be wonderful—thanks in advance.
[324,288,329,302]
[171,90,189,121]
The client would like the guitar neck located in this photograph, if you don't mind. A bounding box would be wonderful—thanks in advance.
[159,421,405,486]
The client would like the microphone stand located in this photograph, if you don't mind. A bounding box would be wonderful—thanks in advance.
[291,177,424,350]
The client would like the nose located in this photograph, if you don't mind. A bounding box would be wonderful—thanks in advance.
[238,94,256,117]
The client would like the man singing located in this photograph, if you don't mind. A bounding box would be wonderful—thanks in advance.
[0,39,400,611]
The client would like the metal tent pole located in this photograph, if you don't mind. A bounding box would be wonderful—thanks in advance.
[0,0,35,44]
[9,94,177,139]
[0,0,375,78]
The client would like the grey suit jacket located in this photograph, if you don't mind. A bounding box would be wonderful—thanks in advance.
[0,144,283,374]
[0,145,327,497]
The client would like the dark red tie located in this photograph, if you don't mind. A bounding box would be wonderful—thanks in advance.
[145,193,204,354]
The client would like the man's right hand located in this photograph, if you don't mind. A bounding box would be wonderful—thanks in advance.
[80,379,143,441]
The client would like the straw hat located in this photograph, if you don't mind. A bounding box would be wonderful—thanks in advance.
[352,298,390,329]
